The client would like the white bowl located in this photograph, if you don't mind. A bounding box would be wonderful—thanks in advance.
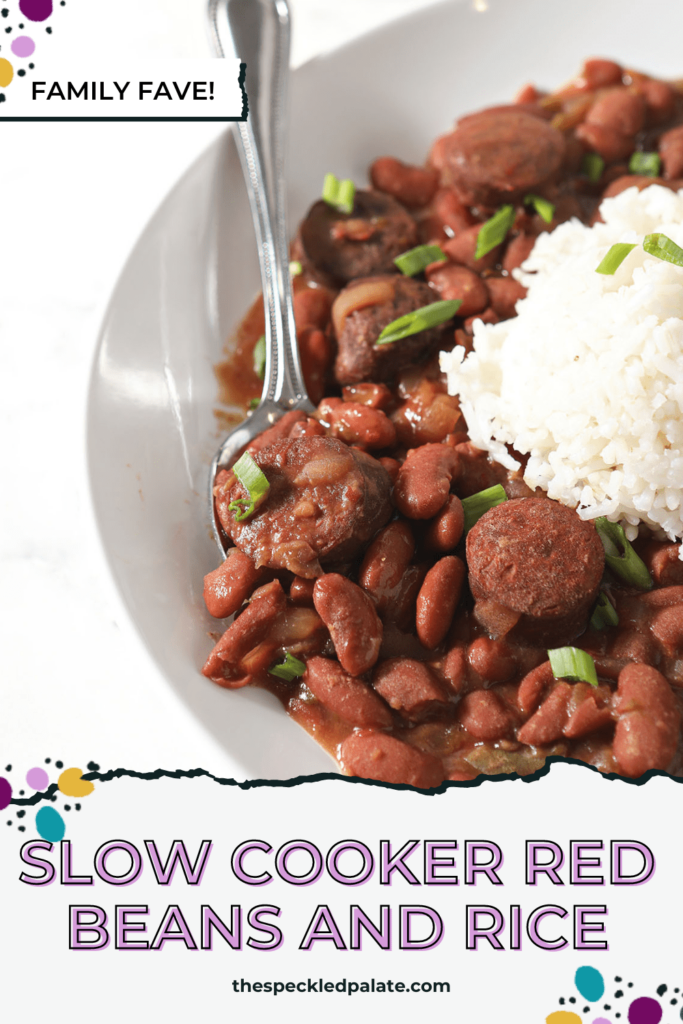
[87,0,683,779]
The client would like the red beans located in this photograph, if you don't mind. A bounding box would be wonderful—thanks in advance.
[340,729,445,788]
[426,263,489,317]
[581,58,623,90]
[642,542,683,587]
[443,225,501,273]
[586,87,646,137]
[516,682,572,746]
[202,580,286,685]
[458,690,515,742]
[432,188,477,235]
[394,443,460,519]
[639,79,676,124]
[502,233,536,273]
[576,122,633,164]
[327,401,397,450]
[203,549,262,619]
[660,125,683,180]
[612,663,680,777]
[416,556,466,649]
[293,286,333,331]
[359,521,415,616]
[304,656,393,728]
[467,636,516,683]
[313,574,383,676]
[370,156,439,209]
[424,494,465,552]
[486,277,528,320]
[651,605,683,656]
[373,658,449,720]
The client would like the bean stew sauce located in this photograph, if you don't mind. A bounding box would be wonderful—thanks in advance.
[205,59,683,788]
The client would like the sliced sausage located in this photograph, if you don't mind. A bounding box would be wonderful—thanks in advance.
[466,498,605,646]
[334,275,453,385]
[439,108,565,207]
[215,436,392,578]
[298,189,418,287]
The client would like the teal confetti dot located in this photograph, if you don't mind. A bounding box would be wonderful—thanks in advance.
[36,805,65,841]
[576,967,605,1002]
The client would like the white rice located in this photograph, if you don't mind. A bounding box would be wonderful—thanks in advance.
[440,184,683,547]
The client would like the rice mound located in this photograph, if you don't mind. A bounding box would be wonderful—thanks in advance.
[441,184,683,545]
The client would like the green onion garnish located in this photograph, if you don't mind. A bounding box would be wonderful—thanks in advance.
[375,299,462,346]
[595,242,637,275]
[253,334,266,380]
[548,647,599,688]
[524,194,555,224]
[581,153,605,183]
[461,484,507,533]
[628,151,661,177]
[594,517,653,590]
[322,173,356,215]
[248,397,260,411]
[289,260,303,277]
[227,451,270,523]
[475,205,515,260]
[269,651,306,681]
[590,592,619,631]
[643,232,683,268]
[394,244,446,277]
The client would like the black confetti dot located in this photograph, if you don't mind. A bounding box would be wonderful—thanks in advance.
[0,94,6,103]
[628,983,633,988]
[28,62,34,68]
[18,826,25,832]
[584,1008,589,1014]
[676,989,680,994]
[17,811,25,819]
[45,758,51,764]
[615,977,622,983]
[75,803,81,811]
[672,999,678,1005]
[569,998,576,1005]
[18,21,22,27]
[18,790,24,796]
[559,999,565,1006]
[6,820,11,826]
[17,68,24,76]
[0,8,7,16]
[615,991,624,998]
[45,26,51,32]
[4,26,11,32]
[658,985,668,997]
[50,795,57,802]
[616,1015,621,1020]
[55,761,63,769]
[604,1007,611,1012]
[5,765,11,772]
[87,762,99,772]
[64,805,71,812]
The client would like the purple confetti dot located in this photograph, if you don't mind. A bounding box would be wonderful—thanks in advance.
[18,0,52,22]
[628,998,662,1024]
[0,777,12,810]
[593,1019,612,1024]
[26,767,49,790]
[11,34,34,56]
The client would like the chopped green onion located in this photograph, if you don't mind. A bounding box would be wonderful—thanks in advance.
[595,242,637,275]
[248,397,260,411]
[643,232,683,268]
[461,484,508,533]
[394,244,446,276]
[581,152,605,183]
[227,451,270,523]
[590,592,619,631]
[594,517,653,590]
[322,172,356,214]
[269,651,306,681]
[524,193,555,224]
[253,334,266,380]
[375,299,462,346]
[548,647,599,688]
[475,205,515,260]
[629,151,661,177]
[289,260,303,277]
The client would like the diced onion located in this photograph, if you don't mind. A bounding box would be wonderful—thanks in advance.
[331,279,396,338]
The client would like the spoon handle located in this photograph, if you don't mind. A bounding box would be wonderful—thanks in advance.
[208,0,312,412]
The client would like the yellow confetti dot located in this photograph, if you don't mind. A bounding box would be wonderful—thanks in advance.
[546,1014,582,1024]
[0,58,13,88]
[58,768,95,798]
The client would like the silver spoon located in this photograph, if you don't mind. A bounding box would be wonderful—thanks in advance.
[207,0,314,556]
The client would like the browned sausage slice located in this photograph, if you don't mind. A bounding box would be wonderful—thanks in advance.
[466,498,604,646]
[440,108,565,207]
[298,189,418,287]
[215,436,392,578]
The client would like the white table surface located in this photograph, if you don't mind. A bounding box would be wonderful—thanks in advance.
[0,0,442,776]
